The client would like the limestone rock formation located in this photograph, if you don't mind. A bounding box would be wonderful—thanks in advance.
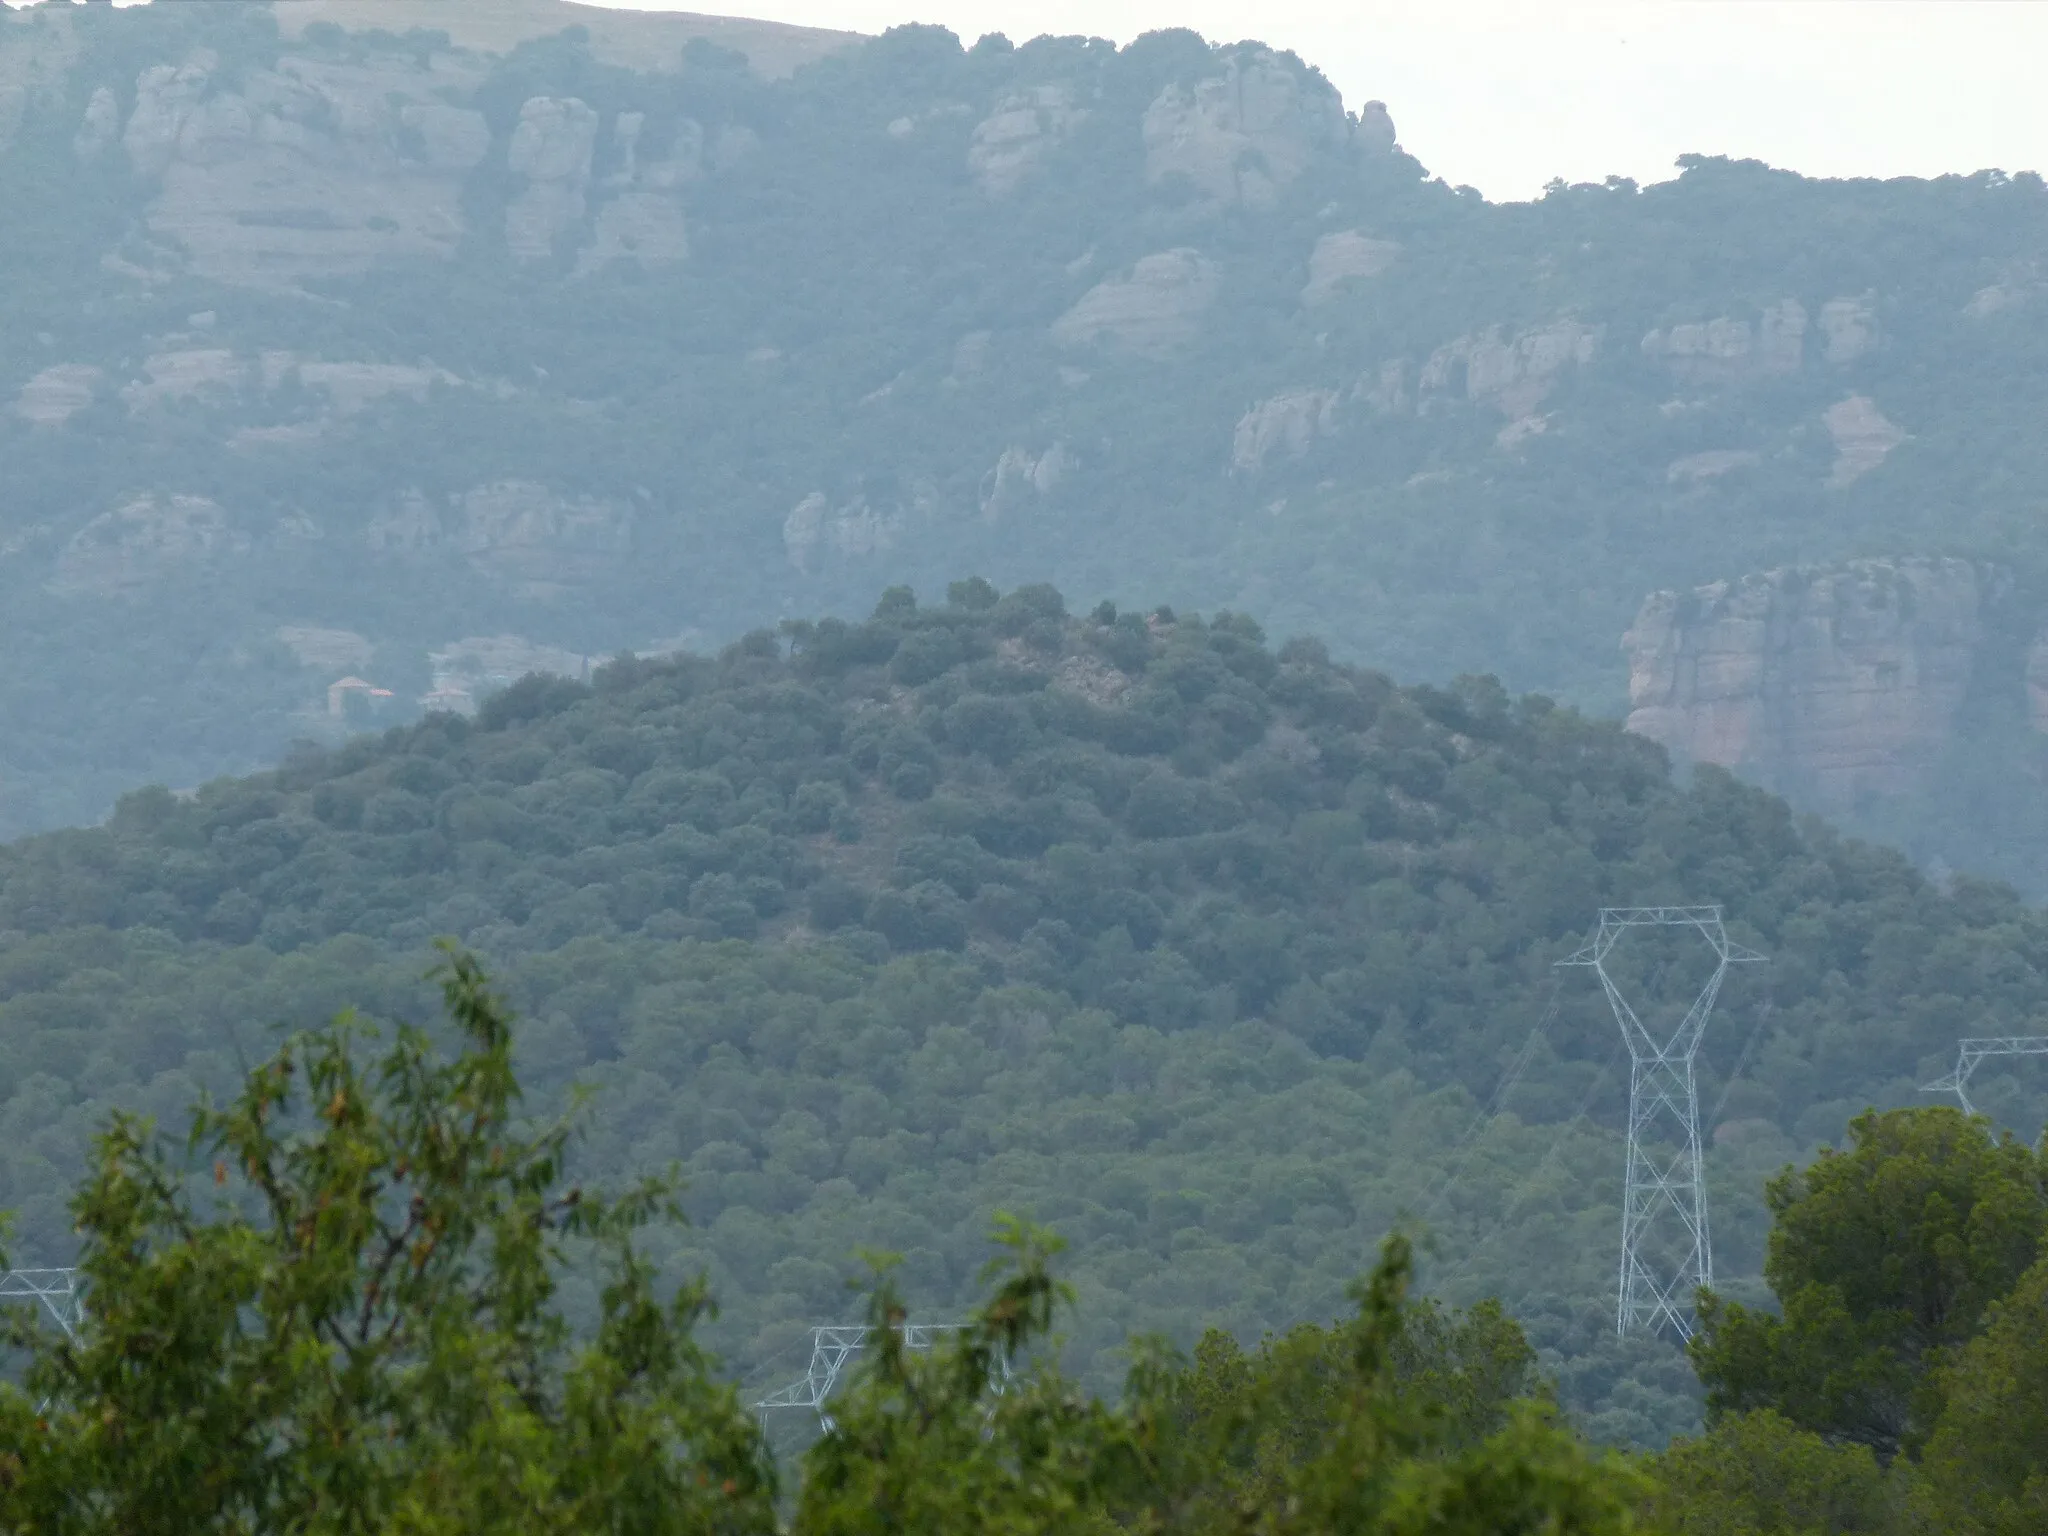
[1818,293,1879,364]
[1641,300,1806,383]
[51,494,242,597]
[1300,230,1399,305]
[1666,450,1762,483]
[359,484,631,596]
[1823,395,1906,486]
[1233,389,1338,471]
[453,481,633,597]
[782,492,904,572]
[506,97,600,261]
[1051,249,1220,355]
[0,7,80,156]
[1421,319,1600,421]
[14,364,103,427]
[1624,558,1997,807]
[980,443,1073,520]
[2029,633,2048,734]
[1141,48,1355,209]
[576,192,690,275]
[114,49,494,287]
[967,85,1086,196]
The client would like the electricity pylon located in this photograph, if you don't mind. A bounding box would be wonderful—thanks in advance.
[0,1268,82,1340]
[1560,907,1763,1341]
[754,1322,1005,1431]
[1923,1037,2048,1114]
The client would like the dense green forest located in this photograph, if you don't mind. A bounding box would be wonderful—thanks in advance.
[2,1,2048,890]
[2,582,2044,1444]
[3,953,2044,1531]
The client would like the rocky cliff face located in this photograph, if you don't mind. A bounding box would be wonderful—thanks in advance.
[1623,560,2008,808]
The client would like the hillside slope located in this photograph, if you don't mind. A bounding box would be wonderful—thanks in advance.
[2,582,2044,1443]
[2,2,2048,885]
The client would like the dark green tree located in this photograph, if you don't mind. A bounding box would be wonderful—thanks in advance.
[0,951,775,1536]
[1689,1106,2048,1459]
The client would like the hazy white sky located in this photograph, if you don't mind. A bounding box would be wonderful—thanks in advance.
[599,0,2048,201]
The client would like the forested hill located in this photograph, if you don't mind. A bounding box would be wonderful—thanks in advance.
[3,582,2045,1443]
[4,1,2048,888]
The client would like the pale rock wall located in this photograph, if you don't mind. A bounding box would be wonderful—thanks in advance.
[1818,294,1879,364]
[360,483,632,596]
[1051,249,1220,355]
[14,364,103,427]
[782,492,903,572]
[454,481,634,597]
[51,494,243,597]
[1140,47,1356,209]
[1624,558,1996,807]
[1641,300,1807,383]
[1300,230,1399,306]
[2028,633,2048,734]
[506,97,600,261]
[0,7,79,156]
[117,50,493,287]
[1823,394,1907,486]
[980,443,1073,520]
[1666,449,1761,483]
[1421,319,1600,421]
[1233,389,1338,471]
[967,85,1086,196]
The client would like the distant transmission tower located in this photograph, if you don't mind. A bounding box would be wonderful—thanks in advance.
[1922,1037,2048,1115]
[0,1268,83,1341]
[1560,907,1763,1340]
[754,1323,1005,1431]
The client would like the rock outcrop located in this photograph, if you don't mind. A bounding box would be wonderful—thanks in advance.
[1300,230,1399,305]
[1420,319,1600,422]
[363,483,632,597]
[980,443,1073,520]
[14,364,103,427]
[967,85,1086,196]
[1051,249,1220,355]
[2029,633,2048,734]
[1819,294,1879,364]
[116,49,492,287]
[1233,389,1338,471]
[1823,394,1906,486]
[506,97,600,261]
[51,494,242,597]
[782,492,903,572]
[1641,300,1806,383]
[1624,558,1998,807]
[1140,48,1358,209]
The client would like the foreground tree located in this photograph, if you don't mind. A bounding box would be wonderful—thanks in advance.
[0,951,1646,1534]
[1913,1249,2048,1535]
[1688,1106,2047,1459]
[1644,1409,1896,1535]
[0,951,775,1536]
[800,1227,1644,1536]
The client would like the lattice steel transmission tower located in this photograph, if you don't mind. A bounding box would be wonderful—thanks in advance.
[0,1268,82,1340]
[754,1323,1004,1430]
[1923,1037,2048,1114]
[1560,907,1763,1341]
